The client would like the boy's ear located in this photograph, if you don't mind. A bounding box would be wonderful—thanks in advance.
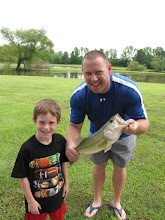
[32,117,35,123]
[57,119,61,125]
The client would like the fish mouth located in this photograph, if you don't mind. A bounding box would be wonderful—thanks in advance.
[115,114,129,128]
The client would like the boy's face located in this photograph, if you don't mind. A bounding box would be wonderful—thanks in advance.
[33,113,60,143]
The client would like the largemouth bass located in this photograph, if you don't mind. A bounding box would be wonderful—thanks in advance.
[75,114,129,159]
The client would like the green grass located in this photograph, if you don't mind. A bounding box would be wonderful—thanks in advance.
[0,75,164,219]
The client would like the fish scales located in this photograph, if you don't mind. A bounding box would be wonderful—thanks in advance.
[77,132,105,154]
[74,114,129,160]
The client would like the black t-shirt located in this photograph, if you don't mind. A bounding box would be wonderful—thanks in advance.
[11,133,68,213]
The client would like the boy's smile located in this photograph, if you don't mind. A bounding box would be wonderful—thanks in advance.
[33,113,60,145]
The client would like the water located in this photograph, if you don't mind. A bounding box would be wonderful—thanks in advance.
[54,72,165,83]
[0,69,165,83]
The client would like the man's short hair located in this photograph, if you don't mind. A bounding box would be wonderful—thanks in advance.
[82,50,109,66]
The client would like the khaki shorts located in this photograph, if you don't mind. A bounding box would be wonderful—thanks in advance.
[89,134,137,168]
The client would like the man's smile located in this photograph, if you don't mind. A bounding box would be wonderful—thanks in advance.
[91,82,101,86]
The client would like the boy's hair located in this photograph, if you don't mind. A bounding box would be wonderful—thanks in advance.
[82,50,109,67]
[33,99,61,123]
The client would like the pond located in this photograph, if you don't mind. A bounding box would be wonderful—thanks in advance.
[0,69,165,83]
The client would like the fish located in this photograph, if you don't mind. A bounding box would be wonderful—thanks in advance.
[74,114,129,160]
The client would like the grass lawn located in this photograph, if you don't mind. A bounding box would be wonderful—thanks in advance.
[0,75,164,219]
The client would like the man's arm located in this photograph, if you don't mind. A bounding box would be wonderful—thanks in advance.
[20,178,42,214]
[123,118,149,136]
[65,122,83,162]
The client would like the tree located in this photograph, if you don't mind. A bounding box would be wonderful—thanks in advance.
[121,46,135,66]
[99,48,104,53]
[134,47,153,69]
[134,49,146,64]
[151,55,165,72]
[153,47,165,59]
[70,47,81,64]
[51,51,63,64]
[0,44,17,65]
[84,48,89,55]
[143,47,153,69]
[109,49,117,59]
[62,51,69,64]
[0,27,54,71]
[105,50,110,58]
[80,47,84,57]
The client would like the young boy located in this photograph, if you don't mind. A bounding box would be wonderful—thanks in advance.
[11,99,69,220]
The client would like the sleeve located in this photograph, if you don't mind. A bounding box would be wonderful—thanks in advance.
[124,86,148,120]
[11,146,29,178]
[60,137,69,163]
[70,93,86,124]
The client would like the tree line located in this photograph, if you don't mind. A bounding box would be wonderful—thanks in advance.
[0,27,165,72]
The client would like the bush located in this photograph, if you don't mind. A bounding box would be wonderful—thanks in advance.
[127,61,146,71]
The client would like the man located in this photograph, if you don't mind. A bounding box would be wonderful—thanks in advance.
[65,50,149,219]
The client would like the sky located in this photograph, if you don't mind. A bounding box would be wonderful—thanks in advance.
[0,0,165,58]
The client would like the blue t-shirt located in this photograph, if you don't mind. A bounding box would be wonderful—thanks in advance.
[70,74,148,139]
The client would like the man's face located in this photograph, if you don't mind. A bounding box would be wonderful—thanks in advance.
[82,57,112,94]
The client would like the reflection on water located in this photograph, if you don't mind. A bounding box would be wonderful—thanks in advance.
[120,73,165,84]
[0,69,165,83]
[53,71,84,79]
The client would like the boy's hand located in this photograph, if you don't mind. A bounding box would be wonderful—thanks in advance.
[62,183,69,200]
[28,200,42,214]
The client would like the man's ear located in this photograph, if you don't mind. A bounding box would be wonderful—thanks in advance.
[108,63,112,73]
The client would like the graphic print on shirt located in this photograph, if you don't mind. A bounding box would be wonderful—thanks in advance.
[29,153,63,198]
[34,165,61,180]
[34,181,63,198]
[29,153,60,169]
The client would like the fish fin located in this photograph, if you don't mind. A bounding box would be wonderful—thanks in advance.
[98,140,112,153]
[97,141,112,153]
[98,141,107,149]
[104,146,112,153]
[75,137,87,146]
[104,142,112,153]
